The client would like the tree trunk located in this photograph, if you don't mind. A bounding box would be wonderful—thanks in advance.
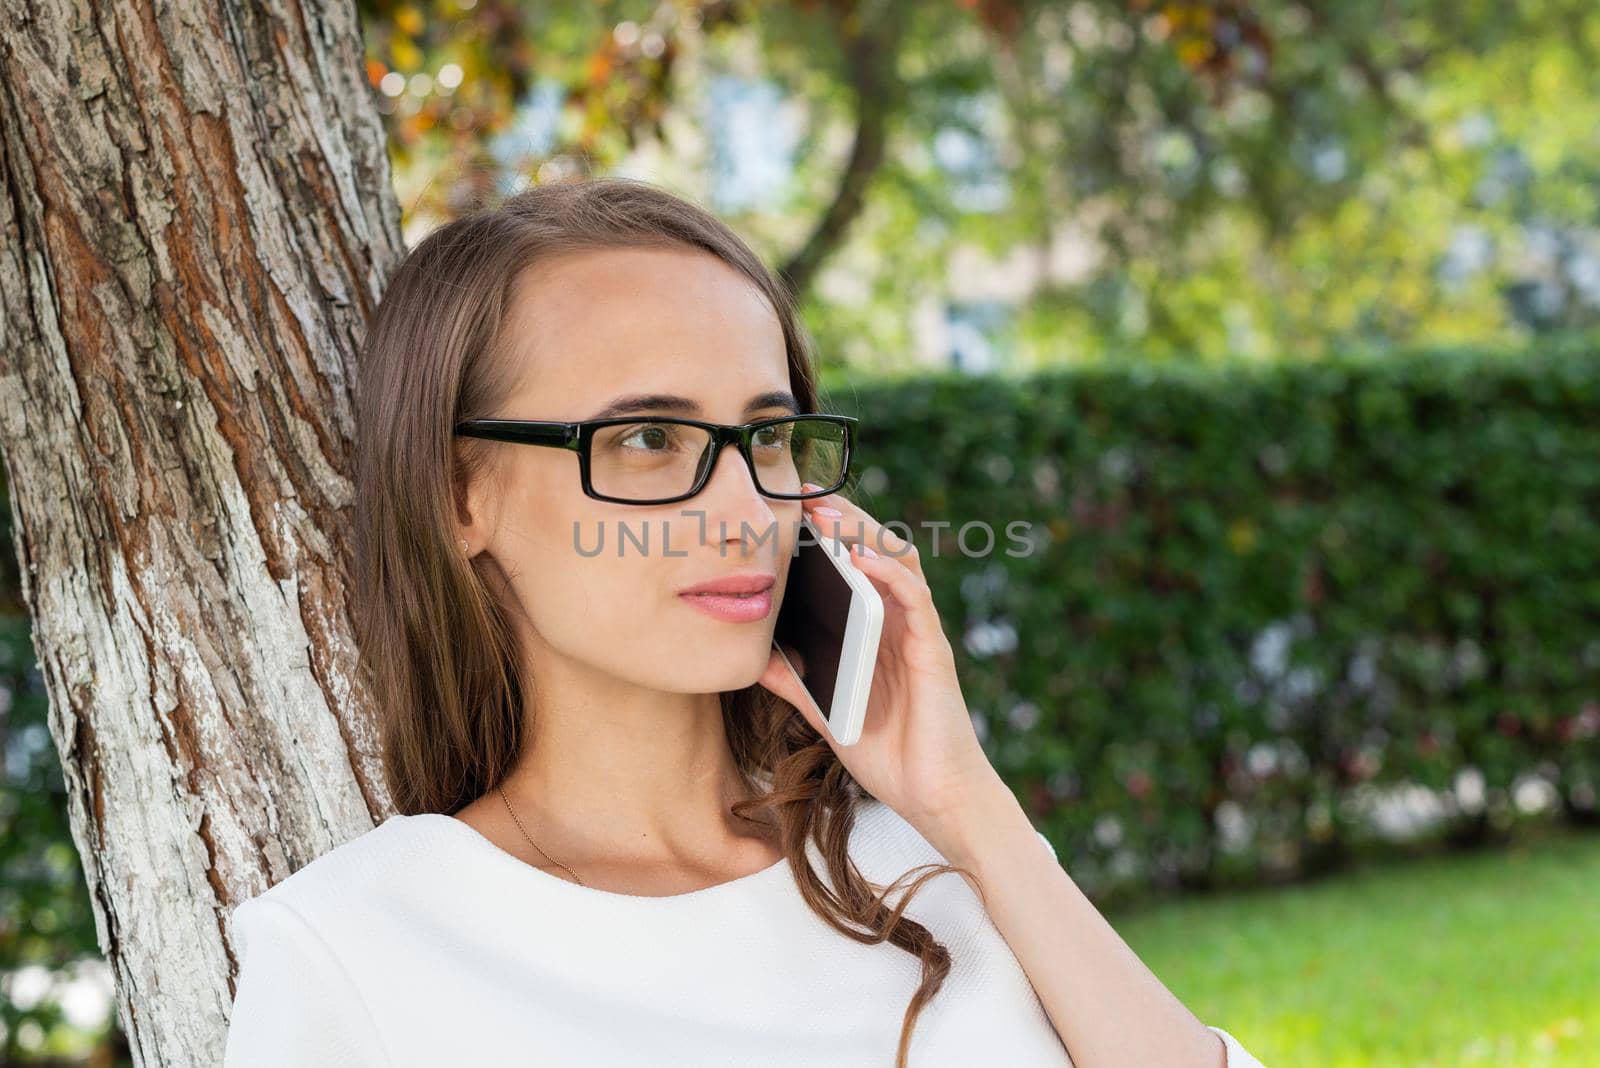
[0,3,404,1064]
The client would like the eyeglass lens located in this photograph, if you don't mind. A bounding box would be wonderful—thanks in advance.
[588,418,846,501]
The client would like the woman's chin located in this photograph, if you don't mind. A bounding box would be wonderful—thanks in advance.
[667,644,775,695]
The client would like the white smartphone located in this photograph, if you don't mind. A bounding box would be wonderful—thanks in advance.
[772,514,884,747]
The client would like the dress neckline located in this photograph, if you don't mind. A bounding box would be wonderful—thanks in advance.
[409,812,793,905]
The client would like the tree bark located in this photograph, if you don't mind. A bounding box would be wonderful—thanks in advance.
[0,3,403,1064]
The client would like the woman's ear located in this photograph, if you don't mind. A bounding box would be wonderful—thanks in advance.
[451,443,500,555]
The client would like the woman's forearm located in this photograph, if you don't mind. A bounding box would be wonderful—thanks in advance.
[914,778,1227,1068]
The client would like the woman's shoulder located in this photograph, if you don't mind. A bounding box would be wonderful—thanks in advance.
[848,791,1054,871]
[229,812,445,932]
[845,794,964,886]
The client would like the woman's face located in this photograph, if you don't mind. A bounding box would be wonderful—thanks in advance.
[460,245,803,695]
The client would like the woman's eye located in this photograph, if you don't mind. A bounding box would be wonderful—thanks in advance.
[754,424,792,448]
[619,424,674,450]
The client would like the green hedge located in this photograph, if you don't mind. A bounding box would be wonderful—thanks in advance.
[822,338,1600,901]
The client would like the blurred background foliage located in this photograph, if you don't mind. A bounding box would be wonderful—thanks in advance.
[359,0,1599,370]
[826,337,1598,901]
[3,0,1595,1064]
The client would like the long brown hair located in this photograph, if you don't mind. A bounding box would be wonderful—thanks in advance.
[352,176,979,1066]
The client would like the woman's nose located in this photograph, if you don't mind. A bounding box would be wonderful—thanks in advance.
[701,441,766,503]
[695,444,784,542]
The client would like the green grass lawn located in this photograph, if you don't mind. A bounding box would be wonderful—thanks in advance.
[1104,827,1600,1067]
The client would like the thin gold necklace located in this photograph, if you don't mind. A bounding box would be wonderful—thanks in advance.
[497,783,585,887]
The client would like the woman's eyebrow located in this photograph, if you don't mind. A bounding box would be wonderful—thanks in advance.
[586,390,800,420]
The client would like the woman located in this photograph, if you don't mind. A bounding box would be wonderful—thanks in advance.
[223,177,1266,1067]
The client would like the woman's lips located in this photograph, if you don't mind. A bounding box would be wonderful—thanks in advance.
[678,589,773,623]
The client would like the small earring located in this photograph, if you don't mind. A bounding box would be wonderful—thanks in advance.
[460,539,470,553]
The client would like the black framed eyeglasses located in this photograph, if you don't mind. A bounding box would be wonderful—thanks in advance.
[453,413,857,506]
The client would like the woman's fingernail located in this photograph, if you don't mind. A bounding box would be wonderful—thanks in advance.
[801,482,823,493]
[854,543,877,558]
[813,506,843,517]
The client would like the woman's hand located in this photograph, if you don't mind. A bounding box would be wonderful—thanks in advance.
[756,483,1004,832]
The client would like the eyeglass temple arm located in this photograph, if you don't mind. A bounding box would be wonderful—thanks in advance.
[453,419,580,449]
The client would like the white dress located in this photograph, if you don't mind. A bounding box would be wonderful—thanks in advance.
[223,793,1267,1066]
